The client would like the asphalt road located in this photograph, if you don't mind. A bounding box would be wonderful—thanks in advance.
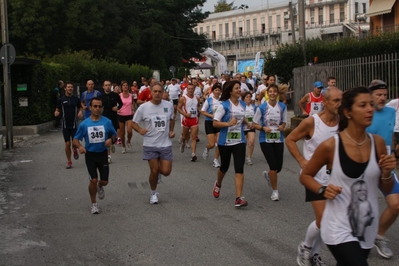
[0,118,398,266]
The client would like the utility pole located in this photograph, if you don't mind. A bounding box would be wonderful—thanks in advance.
[267,0,271,49]
[298,0,306,66]
[289,0,296,44]
[1,0,13,149]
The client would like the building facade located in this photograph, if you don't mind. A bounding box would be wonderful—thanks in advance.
[367,0,399,34]
[194,0,369,73]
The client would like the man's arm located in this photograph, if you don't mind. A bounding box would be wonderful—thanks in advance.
[177,97,188,117]
[298,94,310,115]
[285,117,314,169]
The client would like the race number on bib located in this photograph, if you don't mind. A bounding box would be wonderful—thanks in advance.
[246,116,254,123]
[152,115,167,131]
[189,107,197,118]
[88,126,105,143]
[227,126,241,142]
[266,129,280,143]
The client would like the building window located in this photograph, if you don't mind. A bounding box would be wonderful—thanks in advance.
[225,23,229,38]
[276,15,281,29]
[340,3,345,22]
[246,19,250,34]
[253,18,257,33]
[310,8,315,17]
[269,16,273,32]
[329,4,334,24]
[318,7,323,25]
[232,22,236,36]
[362,3,366,14]
[261,23,265,33]
[200,27,203,34]
[355,2,359,14]
[206,26,210,36]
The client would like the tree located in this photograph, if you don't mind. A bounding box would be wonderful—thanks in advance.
[8,0,209,77]
[214,0,236,13]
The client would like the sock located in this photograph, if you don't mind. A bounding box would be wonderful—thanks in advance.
[151,190,157,195]
[312,226,322,255]
[304,220,319,249]
[273,190,278,193]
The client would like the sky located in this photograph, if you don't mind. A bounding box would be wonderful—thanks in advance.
[202,0,283,12]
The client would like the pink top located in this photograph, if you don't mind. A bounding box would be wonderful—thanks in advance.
[119,93,133,116]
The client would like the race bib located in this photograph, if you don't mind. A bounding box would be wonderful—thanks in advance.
[88,126,105,143]
[189,107,197,118]
[266,129,280,143]
[310,102,323,114]
[227,127,241,142]
[152,115,167,131]
[246,116,254,123]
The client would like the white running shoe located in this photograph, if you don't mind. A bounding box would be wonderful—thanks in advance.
[97,186,105,200]
[203,148,209,160]
[297,241,312,266]
[271,191,280,201]
[122,148,126,154]
[150,192,159,204]
[246,158,253,165]
[185,142,190,148]
[108,156,112,164]
[126,143,132,151]
[91,203,100,214]
[213,159,221,168]
[263,171,271,187]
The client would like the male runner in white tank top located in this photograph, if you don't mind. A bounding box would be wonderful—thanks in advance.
[286,87,342,266]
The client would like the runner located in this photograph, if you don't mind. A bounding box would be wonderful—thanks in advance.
[177,83,200,161]
[212,80,249,208]
[54,81,82,169]
[253,84,287,201]
[81,80,101,119]
[167,78,181,120]
[73,97,117,214]
[300,86,395,265]
[200,82,222,167]
[286,87,342,266]
[100,80,123,163]
[132,82,175,204]
[117,81,134,154]
[365,79,399,259]
[298,81,324,116]
[242,91,256,165]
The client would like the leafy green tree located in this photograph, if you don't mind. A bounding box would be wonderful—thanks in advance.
[8,0,209,77]
[214,0,236,13]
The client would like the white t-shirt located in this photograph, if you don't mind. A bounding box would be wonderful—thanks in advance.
[240,83,249,93]
[256,84,267,95]
[167,84,181,100]
[132,100,174,147]
[386,99,399,132]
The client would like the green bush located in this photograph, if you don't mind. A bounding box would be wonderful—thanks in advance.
[264,32,399,83]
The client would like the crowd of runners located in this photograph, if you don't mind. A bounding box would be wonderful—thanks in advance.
[54,74,399,265]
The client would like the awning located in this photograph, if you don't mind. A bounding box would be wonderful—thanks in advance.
[366,0,395,17]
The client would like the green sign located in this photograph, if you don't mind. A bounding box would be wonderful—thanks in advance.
[17,83,27,91]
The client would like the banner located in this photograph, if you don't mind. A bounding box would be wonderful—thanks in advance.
[238,59,264,75]
[201,48,228,75]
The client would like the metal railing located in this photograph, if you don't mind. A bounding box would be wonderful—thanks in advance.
[292,53,399,115]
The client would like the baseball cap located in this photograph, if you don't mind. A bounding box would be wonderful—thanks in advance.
[209,75,214,79]
[314,81,323,88]
[368,79,387,91]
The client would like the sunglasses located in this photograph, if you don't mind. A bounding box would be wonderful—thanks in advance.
[92,105,103,108]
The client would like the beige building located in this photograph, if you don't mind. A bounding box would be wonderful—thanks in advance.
[194,0,369,72]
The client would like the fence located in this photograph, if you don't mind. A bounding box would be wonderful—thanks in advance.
[292,53,399,115]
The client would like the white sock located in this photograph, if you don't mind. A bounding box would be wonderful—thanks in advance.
[151,190,157,195]
[304,220,319,249]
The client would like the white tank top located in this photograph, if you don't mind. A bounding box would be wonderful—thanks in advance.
[183,95,198,118]
[303,114,338,185]
[321,134,380,249]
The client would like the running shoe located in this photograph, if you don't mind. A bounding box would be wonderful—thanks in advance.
[66,161,72,169]
[122,148,126,154]
[157,173,162,184]
[150,192,159,204]
[375,237,393,259]
[110,144,115,153]
[97,186,105,200]
[213,181,221,198]
[263,171,271,187]
[91,203,100,214]
[191,154,197,162]
[213,159,221,168]
[73,148,79,160]
[312,254,326,266]
[185,142,190,148]
[126,142,132,151]
[108,156,112,164]
[116,138,122,145]
[178,137,182,144]
[271,191,280,201]
[234,197,248,207]
[180,142,185,153]
[202,148,209,160]
[297,241,312,266]
[246,158,253,165]
[196,137,200,142]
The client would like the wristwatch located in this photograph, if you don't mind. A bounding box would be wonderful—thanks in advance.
[318,186,327,196]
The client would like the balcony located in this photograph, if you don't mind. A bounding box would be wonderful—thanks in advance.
[305,0,347,7]
[371,24,399,35]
